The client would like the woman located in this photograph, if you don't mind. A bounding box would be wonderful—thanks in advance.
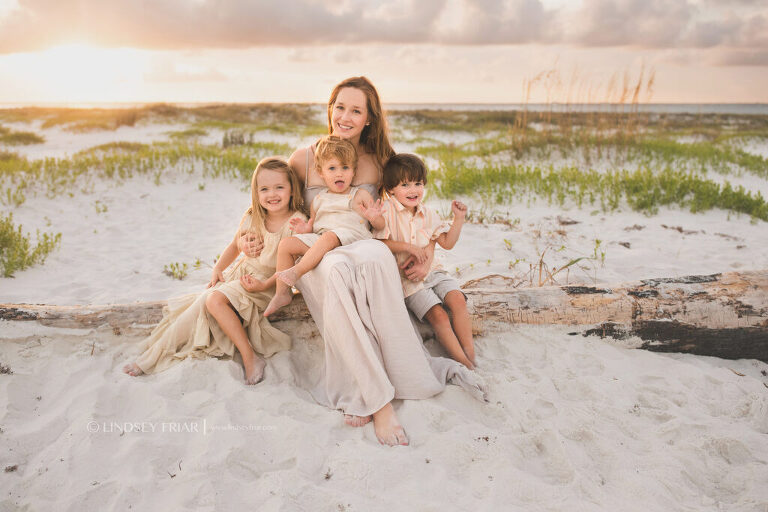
[241,77,486,446]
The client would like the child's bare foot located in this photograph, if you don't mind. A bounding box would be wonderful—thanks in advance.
[122,363,144,376]
[243,353,266,385]
[263,286,293,317]
[344,414,372,427]
[276,267,299,287]
[372,403,408,446]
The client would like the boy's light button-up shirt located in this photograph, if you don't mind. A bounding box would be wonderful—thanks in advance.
[373,196,450,298]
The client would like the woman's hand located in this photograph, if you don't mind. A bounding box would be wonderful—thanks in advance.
[290,216,314,234]
[207,269,225,288]
[238,233,264,258]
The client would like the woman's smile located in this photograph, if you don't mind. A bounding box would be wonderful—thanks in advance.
[331,87,368,141]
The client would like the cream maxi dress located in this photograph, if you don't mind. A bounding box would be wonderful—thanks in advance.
[134,211,305,374]
[295,146,487,417]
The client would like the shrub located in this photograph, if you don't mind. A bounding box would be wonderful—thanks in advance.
[0,212,61,277]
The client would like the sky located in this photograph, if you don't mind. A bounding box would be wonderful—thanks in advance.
[0,0,766,104]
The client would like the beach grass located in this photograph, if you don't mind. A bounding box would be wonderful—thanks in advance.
[2,103,766,222]
[431,161,768,221]
[0,103,323,133]
[0,140,293,207]
[0,212,61,277]
[415,129,768,179]
[168,128,208,140]
[0,130,45,146]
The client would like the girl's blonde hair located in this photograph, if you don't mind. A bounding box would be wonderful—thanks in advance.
[242,156,303,235]
[327,76,394,172]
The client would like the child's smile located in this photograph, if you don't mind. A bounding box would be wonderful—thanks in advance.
[256,169,292,214]
[390,180,425,212]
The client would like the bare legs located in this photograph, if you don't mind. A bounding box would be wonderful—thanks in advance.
[424,291,476,369]
[205,291,265,384]
[444,290,476,366]
[263,232,341,317]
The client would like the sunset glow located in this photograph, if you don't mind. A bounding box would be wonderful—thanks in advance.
[0,1,765,104]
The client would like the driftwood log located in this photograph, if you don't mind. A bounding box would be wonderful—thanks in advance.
[2,270,766,362]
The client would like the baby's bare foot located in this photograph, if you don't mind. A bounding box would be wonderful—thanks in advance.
[122,362,144,377]
[344,414,372,427]
[276,266,299,287]
[372,403,408,446]
[263,287,293,317]
[244,354,266,385]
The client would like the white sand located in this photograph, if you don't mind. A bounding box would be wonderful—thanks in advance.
[1,122,768,510]
[1,321,766,510]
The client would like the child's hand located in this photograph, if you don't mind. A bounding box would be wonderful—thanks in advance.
[401,256,429,281]
[290,216,314,234]
[451,200,468,221]
[240,274,267,292]
[407,244,428,264]
[358,199,384,223]
[207,269,225,288]
[401,242,434,281]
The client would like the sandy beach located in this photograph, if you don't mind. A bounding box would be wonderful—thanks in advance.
[1,112,767,510]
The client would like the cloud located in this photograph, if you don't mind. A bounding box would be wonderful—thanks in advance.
[0,0,555,52]
[574,0,693,47]
[714,49,768,66]
[0,0,765,58]
[685,17,742,48]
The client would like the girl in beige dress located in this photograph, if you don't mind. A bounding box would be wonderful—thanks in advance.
[123,157,306,384]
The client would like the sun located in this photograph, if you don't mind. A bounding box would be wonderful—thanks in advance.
[21,43,148,103]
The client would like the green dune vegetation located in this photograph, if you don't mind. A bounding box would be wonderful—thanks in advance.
[0,140,293,208]
[0,103,325,134]
[0,125,45,146]
[399,110,768,221]
[0,212,60,277]
[0,99,767,276]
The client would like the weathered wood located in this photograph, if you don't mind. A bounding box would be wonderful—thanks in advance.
[2,270,767,361]
[464,270,768,331]
[0,296,313,337]
[581,321,768,362]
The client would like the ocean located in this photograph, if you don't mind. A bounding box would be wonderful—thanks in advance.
[0,102,766,115]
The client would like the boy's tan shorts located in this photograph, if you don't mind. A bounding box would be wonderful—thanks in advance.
[404,270,466,321]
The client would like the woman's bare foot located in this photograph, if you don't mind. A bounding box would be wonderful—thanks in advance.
[372,403,408,446]
[344,414,372,427]
[122,363,144,376]
[243,353,266,385]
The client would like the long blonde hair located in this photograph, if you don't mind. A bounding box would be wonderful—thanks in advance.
[242,156,303,235]
[327,76,395,171]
